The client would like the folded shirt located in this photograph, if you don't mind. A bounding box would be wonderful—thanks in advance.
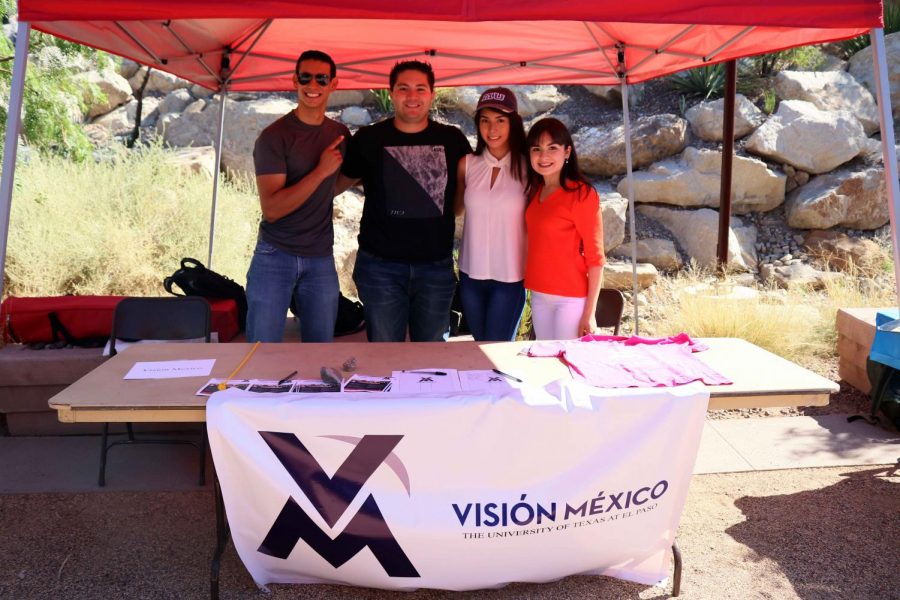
[526,333,732,388]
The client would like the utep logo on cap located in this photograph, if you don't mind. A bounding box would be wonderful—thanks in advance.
[477,87,517,112]
[481,91,507,102]
[257,432,419,577]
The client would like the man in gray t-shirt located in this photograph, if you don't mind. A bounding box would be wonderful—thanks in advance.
[247,50,350,342]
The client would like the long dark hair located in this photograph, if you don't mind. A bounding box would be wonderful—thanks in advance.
[525,117,590,199]
[473,108,527,183]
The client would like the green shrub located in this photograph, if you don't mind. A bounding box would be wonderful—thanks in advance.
[0,1,111,161]
[740,46,825,79]
[4,145,259,297]
[763,88,777,114]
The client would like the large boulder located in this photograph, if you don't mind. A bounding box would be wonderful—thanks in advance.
[327,90,367,108]
[118,58,142,80]
[340,106,372,126]
[848,30,900,120]
[164,146,217,179]
[637,206,757,271]
[684,94,766,141]
[785,166,889,230]
[575,114,688,177]
[602,262,659,291]
[616,147,785,214]
[127,67,191,95]
[125,96,160,129]
[759,262,842,290]
[598,190,628,253]
[78,70,133,119]
[610,238,682,271]
[159,97,295,178]
[584,85,620,104]
[774,70,880,134]
[803,230,884,273]
[745,100,868,174]
[91,97,159,136]
[158,88,194,115]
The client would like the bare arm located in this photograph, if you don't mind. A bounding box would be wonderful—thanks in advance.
[453,155,467,217]
[257,134,344,222]
[578,265,604,336]
[335,173,360,196]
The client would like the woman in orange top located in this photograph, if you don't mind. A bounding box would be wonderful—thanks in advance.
[524,118,604,340]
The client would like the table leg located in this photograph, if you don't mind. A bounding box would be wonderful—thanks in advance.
[210,469,230,600]
[672,541,682,596]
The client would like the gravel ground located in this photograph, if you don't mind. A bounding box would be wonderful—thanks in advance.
[1,465,897,599]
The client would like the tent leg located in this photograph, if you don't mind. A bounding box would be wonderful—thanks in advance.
[0,21,31,301]
[207,88,228,269]
[716,60,737,272]
[871,28,900,309]
[620,79,640,335]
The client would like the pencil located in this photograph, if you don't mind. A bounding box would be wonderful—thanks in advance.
[218,341,261,391]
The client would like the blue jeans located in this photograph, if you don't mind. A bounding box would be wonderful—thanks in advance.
[245,238,339,343]
[353,250,456,342]
[459,271,526,341]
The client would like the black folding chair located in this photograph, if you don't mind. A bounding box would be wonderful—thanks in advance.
[595,288,625,335]
[98,296,211,486]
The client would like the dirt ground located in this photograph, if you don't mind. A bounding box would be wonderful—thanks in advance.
[1,464,897,600]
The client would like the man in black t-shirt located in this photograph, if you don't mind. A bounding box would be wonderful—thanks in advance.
[340,61,471,342]
[248,50,350,342]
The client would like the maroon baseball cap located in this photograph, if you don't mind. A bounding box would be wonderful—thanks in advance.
[476,87,518,114]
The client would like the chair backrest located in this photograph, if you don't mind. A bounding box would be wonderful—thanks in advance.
[110,297,211,356]
[595,288,625,335]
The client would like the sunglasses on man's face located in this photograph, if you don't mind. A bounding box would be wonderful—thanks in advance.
[297,72,331,86]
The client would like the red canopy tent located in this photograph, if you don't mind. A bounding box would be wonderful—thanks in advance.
[0,1,895,317]
[0,2,895,594]
[13,1,883,90]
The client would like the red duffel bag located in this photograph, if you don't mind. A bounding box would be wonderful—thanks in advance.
[1,296,241,344]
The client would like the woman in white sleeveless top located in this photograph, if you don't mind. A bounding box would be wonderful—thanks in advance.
[454,88,528,341]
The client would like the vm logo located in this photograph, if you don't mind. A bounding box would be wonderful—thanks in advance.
[257,432,419,577]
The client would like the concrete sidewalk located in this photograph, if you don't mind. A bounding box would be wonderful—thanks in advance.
[0,414,896,494]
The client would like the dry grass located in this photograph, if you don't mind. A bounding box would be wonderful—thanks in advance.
[4,145,259,297]
[639,257,897,369]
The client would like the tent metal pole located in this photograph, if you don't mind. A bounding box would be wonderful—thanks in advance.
[620,77,640,335]
[716,60,737,272]
[0,22,31,301]
[207,87,228,268]
[871,28,900,308]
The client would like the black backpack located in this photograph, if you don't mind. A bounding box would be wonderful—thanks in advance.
[862,358,900,430]
[164,258,248,331]
[289,293,365,337]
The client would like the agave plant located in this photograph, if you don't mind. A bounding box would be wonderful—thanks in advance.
[371,88,392,113]
[669,64,726,100]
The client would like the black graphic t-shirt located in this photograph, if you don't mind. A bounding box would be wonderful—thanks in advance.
[342,119,471,262]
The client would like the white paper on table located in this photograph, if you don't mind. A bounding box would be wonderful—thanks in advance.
[391,368,461,393]
[343,374,394,392]
[458,369,522,392]
[124,359,215,380]
[196,378,250,396]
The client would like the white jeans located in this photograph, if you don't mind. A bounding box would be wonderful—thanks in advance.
[531,291,586,340]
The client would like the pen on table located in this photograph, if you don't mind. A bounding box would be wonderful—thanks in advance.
[404,370,447,376]
[492,368,523,383]
[218,341,261,391]
[278,370,298,385]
